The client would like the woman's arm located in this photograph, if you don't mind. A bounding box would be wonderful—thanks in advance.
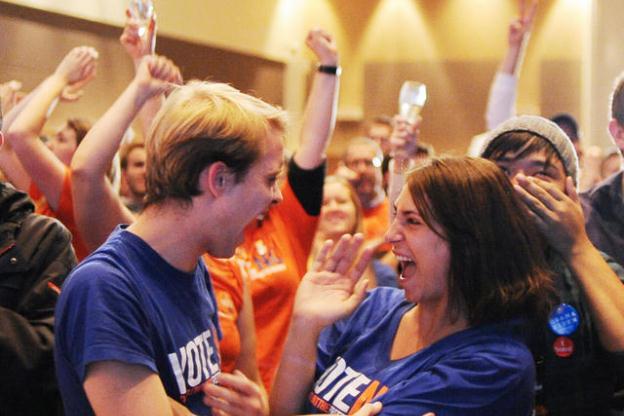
[71,55,182,251]
[271,236,373,415]
[292,29,339,170]
[5,46,97,209]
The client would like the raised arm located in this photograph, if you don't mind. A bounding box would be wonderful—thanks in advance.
[71,55,182,251]
[120,9,163,138]
[5,46,97,209]
[485,0,537,129]
[270,235,372,416]
[292,29,340,170]
[387,115,421,212]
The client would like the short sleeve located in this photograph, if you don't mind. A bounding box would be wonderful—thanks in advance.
[57,262,156,382]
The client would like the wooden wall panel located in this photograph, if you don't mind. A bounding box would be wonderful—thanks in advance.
[0,2,284,138]
[363,61,498,155]
[539,60,582,123]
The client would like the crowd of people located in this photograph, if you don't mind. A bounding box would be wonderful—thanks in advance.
[1,1,623,415]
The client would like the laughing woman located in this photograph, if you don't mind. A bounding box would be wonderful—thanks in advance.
[271,157,554,416]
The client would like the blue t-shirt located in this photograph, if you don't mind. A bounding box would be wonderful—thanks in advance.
[54,226,221,415]
[305,288,535,416]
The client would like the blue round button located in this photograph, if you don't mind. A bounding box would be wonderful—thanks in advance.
[548,303,580,336]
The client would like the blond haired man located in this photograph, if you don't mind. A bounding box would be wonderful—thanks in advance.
[55,55,285,416]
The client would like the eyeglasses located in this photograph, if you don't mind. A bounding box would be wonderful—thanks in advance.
[345,157,382,169]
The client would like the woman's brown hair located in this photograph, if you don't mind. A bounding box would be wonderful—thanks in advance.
[406,156,554,325]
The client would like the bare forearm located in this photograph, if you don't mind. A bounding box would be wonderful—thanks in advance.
[7,75,65,139]
[270,317,321,416]
[293,72,339,170]
[71,81,147,177]
[500,42,525,76]
[567,242,624,351]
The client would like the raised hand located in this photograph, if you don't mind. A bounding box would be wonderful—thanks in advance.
[54,46,98,87]
[513,174,590,258]
[508,0,538,48]
[133,54,183,101]
[0,80,24,116]
[120,8,157,62]
[390,114,421,162]
[305,28,338,66]
[294,234,374,330]
[203,370,267,416]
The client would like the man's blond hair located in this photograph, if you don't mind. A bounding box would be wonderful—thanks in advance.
[145,81,287,207]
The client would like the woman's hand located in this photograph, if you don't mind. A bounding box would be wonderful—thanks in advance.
[294,234,374,331]
[305,28,338,66]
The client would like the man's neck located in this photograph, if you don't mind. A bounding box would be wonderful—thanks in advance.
[128,203,202,273]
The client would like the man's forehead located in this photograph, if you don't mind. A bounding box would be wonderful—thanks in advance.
[346,143,378,159]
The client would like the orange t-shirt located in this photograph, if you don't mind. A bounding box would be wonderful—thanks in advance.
[206,179,318,392]
[28,168,89,260]
[203,255,244,374]
[363,197,391,253]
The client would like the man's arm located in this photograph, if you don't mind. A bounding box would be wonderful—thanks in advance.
[84,361,185,416]
[485,0,537,130]
[120,9,164,137]
[5,46,97,210]
[515,174,624,351]
[71,55,181,251]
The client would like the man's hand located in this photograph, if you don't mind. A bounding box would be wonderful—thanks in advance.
[121,8,157,62]
[305,28,338,66]
[513,174,591,258]
[203,371,267,416]
[133,55,183,102]
[508,0,538,48]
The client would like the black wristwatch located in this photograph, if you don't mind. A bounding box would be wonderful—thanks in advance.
[318,64,342,76]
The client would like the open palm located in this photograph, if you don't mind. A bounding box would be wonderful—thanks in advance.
[294,234,373,329]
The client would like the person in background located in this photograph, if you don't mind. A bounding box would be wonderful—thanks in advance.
[0,114,77,415]
[311,175,397,288]
[119,140,146,213]
[366,115,393,189]
[581,71,624,269]
[0,46,98,260]
[480,115,624,416]
[271,157,555,416]
[336,136,391,255]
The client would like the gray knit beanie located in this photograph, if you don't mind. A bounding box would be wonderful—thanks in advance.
[480,115,580,186]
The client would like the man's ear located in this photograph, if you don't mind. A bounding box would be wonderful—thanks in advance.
[608,119,624,142]
[609,119,624,154]
[0,132,4,148]
[200,161,232,197]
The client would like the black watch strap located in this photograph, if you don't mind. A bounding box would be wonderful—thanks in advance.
[318,64,342,76]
